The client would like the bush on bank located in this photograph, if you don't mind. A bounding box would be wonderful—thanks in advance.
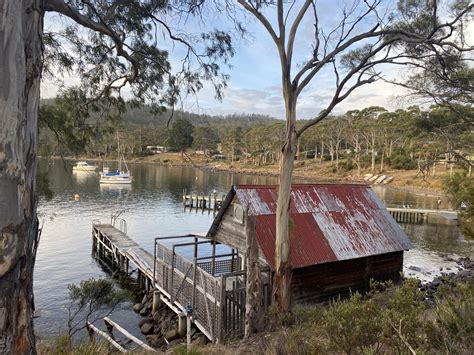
[37,276,473,354]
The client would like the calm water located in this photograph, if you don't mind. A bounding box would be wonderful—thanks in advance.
[34,159,473,339]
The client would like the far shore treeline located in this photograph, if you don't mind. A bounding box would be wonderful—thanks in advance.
[39,99,473,176]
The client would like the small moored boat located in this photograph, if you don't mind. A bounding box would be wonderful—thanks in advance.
[99,134,132,184]
[72,161,97,171]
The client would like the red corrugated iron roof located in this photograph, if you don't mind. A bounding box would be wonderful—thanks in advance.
[232,184,412,270]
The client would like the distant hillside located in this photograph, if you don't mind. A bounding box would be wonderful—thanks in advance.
[39,99,279,127]
[121,106,278,127]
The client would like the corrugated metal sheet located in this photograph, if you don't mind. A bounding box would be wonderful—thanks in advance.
[235,184,413,270]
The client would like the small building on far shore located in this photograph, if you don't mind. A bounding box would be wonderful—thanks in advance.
[207,184,413,303]
[146,145,169,154]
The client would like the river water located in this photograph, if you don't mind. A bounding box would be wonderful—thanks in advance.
[34,159,473,340]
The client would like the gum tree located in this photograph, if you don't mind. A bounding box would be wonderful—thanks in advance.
[0,1,235,353]
[238,0,473,311]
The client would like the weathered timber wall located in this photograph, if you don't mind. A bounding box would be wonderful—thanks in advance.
[291,251,404,303]
[213,198,247,253]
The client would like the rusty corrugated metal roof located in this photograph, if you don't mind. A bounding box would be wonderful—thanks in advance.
[234,184,413,270]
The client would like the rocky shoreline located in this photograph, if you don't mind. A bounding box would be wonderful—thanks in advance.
[418,256,473,306]
[132,291,208,351]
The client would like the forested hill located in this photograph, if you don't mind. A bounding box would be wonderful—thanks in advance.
[39,98,278,127]
[121,106,278,127]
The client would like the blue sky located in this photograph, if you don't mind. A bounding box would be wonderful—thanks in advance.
[41,1,436,119]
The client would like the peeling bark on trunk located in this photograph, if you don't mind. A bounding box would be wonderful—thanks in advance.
[0,1,42,353]
[273,96,296,312]
[244,213,262,337]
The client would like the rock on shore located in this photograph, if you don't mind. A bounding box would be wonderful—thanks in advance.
[133,290,208,351]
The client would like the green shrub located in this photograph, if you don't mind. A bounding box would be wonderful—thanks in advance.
[388,151,417,170]
[424,281,474,353]
[379,278,427,352]
[321,292,384,354]
[339,159,355,172]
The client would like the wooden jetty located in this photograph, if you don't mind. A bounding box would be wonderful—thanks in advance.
[92,223,155,290]
[92,221,269,344]
[182,189,226,212]
[386,207,458,225]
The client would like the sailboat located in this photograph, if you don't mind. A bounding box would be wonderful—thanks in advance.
[99,134,132,184]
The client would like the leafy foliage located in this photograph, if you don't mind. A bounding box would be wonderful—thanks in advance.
[443,172,474,237]
[168,118,194,153]
[250,278,472,354]
[66,278,130,338]
[425,281,474,353]
[389,150,417,170]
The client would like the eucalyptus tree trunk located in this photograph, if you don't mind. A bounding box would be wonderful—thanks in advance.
[0,0,42,353]
[274,89,297,311]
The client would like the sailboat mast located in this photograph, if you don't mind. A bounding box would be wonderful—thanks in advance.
[117,132,122,172]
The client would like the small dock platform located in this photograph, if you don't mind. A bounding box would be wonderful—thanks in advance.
[386,207,458,225]
[182,189,226,212]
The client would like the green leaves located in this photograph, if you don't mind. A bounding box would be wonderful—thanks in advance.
[168,118,194,152]
[39,87,122,156]
[44,1,237,110]
[67,278,129,309]
[66,278,131,337]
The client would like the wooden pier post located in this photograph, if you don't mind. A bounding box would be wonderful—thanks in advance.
[187,313,192,350]
[178,312,186,337]
[152,291,162,315]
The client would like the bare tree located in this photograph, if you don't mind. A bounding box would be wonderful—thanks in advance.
[238,0,473,311]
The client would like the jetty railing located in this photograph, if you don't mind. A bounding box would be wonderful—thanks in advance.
[153,235,271,342]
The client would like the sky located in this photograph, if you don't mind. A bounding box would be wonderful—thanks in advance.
[41,1,469,120]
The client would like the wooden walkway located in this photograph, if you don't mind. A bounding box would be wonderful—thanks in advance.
[92,224,155,290]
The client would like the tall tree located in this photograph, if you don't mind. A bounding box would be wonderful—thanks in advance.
[238,0,473,311]
[0,1,235,352]
[169,118,194,156]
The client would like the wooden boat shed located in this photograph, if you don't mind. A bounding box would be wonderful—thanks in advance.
[207,184,413,303]
[149,183,413,342]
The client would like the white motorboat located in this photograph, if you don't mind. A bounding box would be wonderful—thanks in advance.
[72,161,97,171]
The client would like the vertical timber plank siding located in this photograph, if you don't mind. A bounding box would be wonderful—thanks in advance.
[291,251,404,303]
[213,200,247,252]
[0,0,43,353]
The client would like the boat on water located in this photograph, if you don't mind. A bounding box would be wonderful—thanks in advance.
[99,167,132,184]
[99,135,132,184]
[72,161,98,171]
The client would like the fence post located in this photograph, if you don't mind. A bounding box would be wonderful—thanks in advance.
[219,274,226,343]
[211,240,216,276]
[192,257,198,310]
[171,247,176,301]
